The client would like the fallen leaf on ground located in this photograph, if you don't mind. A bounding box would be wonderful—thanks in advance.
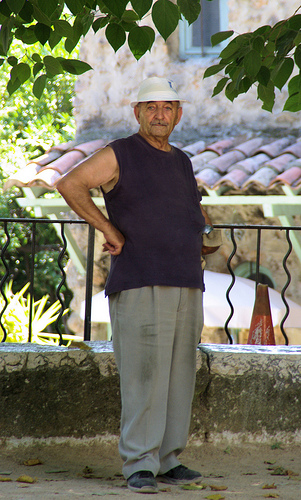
[68,340,92,350]
[204,474,225,478]
[270,466,299,476]
[0,471,12,475]
[180,483,206,490]
[91,493,120,496]
[271,442,283,450]
[209,485,228,491]
[0,477,12,482]
[159,487,171,492]
[264,461,276,465]
[16,475,36,483]
[286,469,299,477]
[263,494,279,498]
[205,494,225,500]
[262,483,277,489]
[269,466,286,475]
[45,469,69,473]
[23,459,42,466]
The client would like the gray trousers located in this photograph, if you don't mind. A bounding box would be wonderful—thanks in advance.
[109,286,203,479]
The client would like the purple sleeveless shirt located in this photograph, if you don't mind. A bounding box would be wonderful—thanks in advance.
[103,133,205,296]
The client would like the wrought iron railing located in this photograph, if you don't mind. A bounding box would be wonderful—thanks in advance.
[1,218,300,345]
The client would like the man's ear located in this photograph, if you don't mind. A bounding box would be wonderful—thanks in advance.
[134,105,140,124]
[175,106,183,125]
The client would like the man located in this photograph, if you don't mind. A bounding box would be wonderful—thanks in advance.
[57,77,210,494]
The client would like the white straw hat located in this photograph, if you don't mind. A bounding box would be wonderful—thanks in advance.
[130,77,187,107]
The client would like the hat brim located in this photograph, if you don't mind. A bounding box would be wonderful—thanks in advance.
[130,98,187,108]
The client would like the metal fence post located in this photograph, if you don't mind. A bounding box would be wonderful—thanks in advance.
[84,224,95,341]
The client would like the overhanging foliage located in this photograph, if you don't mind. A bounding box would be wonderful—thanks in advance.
[0,0,200,98]
[1,1,301,111]
[204,7,301,112]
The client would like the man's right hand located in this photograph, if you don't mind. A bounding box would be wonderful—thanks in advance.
[102,223,125,255]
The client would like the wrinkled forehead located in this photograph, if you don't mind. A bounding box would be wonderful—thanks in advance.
[137,100,180,107]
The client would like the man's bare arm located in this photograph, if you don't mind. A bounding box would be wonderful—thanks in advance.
[57,146,125,255]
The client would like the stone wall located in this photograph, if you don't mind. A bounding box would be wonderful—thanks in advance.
[1,343,300,444]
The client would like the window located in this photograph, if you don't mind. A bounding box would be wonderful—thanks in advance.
[179,0,228,58]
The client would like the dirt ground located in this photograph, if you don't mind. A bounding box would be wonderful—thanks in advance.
[0,439,300,499]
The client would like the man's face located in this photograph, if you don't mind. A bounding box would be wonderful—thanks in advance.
[134,101,182,141]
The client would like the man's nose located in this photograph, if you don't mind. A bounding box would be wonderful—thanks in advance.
[154,106,164,119]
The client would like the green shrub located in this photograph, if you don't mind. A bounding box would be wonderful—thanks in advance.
[0,281,69,345]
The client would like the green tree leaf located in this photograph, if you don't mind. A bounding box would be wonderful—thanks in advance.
[243,49,262,77]
[219,40,240,61]
[288,74,301,96]
[177,0,201,25]
[53,20,74,39]
[7,56,18,66]
[283,92,301,112]
[19,1,34,22]
[225,81,239,102]
[122,10,139,22]
[7,76,22,95]
[11,62,31,84]
[128,25,152,60]
[0,17,14,54]
[37,0,59,19]
[7,0,25,14]
[294,44,301,69]
[204,63,226,78]
[102,0,128,19]
[257,65,270,86]
[105,22,126,52]
[131,0,152,19]
[15,26,38,45]
[238,76,252,93]
[57,57,93,74]
[33,74,47,99]
[257,81,275,111]
[34,23,52,45]
[33,61,44,77]
[65,0,85,15]
[152,0,180,41]
[93,16,110,33]
[287,14,301,30]
[212,77,229,97]
[211,30,233,48]
[49,30,62,49]
[272,57,294,90]
[43,55,64,76]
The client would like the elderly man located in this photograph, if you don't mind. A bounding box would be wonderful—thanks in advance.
[57,77,210,494]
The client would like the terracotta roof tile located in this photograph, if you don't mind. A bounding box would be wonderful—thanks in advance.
[205,138,237,155]
[182,139,206,156]
[233,137,264,157]
[214,168,249,189]
[207,150,246,173]
[282,140,301,157]
[263,153,297,173]
[229,153,270,174]
[191,151,218,175]
[195,168,221,189]
[243,166,279,190]
[270,166,301,186]
[254,137,293,157]
[3,134,301,197]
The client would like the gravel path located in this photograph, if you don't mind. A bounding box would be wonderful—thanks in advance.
[0,439,300,499]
